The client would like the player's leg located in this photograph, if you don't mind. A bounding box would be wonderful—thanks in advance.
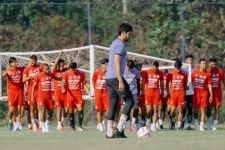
[7,106,15,131]
[106,79,120,138]
[186,95,193,130]
[151,105,158,131]
[169,105,176,130]
[38,103,45,132]
[177,105,183,130]
[130,94,139,131]
[199,107,206,131]
[212,94,222,131]
[75,94,85,132]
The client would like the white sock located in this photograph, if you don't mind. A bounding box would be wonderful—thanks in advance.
[200,122,204,127]
[40,122,45,129]
[57,121,62,129]
[9,119,12,123]
[107,121,113,137]
[213,120,218,127]
[13,122,16,127]
[158,118,163,125]
[117,115,128,132]
[61,117,65,124]
[131,117,137,125]
[28,124,32,128]
[113,121,117,128]
[177,121,182,128]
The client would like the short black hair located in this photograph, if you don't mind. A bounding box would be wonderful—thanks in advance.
[42,63,49,68]
[152,61,159,67]
[9,57,17,64]
[100,58,109,64]
[209,58,217,63]
[174,59,182,69]
[58,59,65,64]
[118,23,133,36]
[199,58,206,63]
[127,59,135,69]
[69,62,77,69]
[185,54,194,59]
[30,55,37,61]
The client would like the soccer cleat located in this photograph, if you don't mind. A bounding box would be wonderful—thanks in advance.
[28,126,33,131]
[159,125,163,129]
[186,126,193,130]
[180,121,185,129]
[199,126,205,131]
[176,127,182,131]
[8,122,13,131]
[150,125,157,132]
[212,127,217,131]
[115,130,127,138]
[77,127,84,132]
[129,124,137,132]
[105,134,115,139]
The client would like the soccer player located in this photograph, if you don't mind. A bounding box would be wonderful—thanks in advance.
[142,61,164,131]
[123,59,140,131]
[62,62,90,132]
[182,54,194,130]
[167,60,187,130]
[158,69,169,129]
[32,63,59,132]
[192,58,213,131]
[52,51,68,131]
[23,55,42,131]
[105,23,134,138]
[92,58,109,132]
[206,58,225,130]
[2,57,24,131]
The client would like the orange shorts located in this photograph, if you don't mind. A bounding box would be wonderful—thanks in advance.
[66,92,84,109]
[94,91,109,111]
[7,90,24,107]
[37,95,53,110]
[27,87,38,106]
[193,90,208,109]
[138,95,145,107]
[54,91,67,108]
[208,90,222,107]
[170,91,185,107]
[145,92,161,106]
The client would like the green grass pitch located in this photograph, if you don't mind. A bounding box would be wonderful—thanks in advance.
[0,126,225,150]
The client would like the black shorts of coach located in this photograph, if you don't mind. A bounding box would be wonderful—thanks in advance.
[106,78,134,120]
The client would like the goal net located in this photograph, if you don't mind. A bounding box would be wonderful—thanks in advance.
[0,45,192,101]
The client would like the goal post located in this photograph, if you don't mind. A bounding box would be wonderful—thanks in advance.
[0,44,192,101]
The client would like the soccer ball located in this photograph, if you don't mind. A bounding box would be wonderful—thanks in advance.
[137,127,150,138]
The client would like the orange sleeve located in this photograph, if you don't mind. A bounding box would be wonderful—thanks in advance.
[23,67,29,76]
[62,71,67,80]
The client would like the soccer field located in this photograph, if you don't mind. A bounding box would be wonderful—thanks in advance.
[0,126,225,150]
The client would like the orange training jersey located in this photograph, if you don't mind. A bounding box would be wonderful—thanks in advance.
[208,68,225,91]
[167,70,187,92]
[63,69,86,92]
[6,67,24,91]
[35,72,56,97]
[23,64,42,87]
[92,69,107,90]
[192,69,212,92]
[143,69,163,90]
[53,68,67,91]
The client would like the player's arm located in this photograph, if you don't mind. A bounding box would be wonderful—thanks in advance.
[23,74,33,83]
[51,50,63,72]
[160,79,164,97]
[2,70,8,77]
[40,54,51,67]
[208,83,213,103]
[114,54,124,92]
[66,54,71,68]
[62,79,67,93]
[84,80,91,96]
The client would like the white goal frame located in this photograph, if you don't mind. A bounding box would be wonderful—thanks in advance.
[0,45,192,101]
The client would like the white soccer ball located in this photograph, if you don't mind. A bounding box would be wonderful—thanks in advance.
[137,127,150,138]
